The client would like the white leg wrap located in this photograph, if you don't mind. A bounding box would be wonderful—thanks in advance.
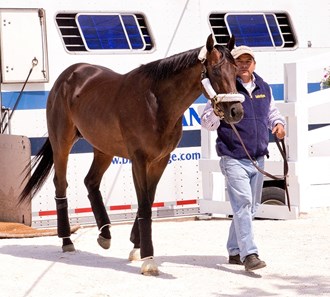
[141,256,154,261]
[99,223,111,231]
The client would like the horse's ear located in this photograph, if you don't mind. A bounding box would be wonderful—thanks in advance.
[227,35,236,51]
[206,34,215,52]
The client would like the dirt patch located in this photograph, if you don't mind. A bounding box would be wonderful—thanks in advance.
[0,222,80,238]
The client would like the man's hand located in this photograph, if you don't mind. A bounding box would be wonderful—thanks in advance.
[272,123,285,139]
[211,101,224,118]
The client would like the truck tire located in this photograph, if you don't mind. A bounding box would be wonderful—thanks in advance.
[261,186,286,205]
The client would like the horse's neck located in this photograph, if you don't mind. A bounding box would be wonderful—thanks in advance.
[157,65,202,127]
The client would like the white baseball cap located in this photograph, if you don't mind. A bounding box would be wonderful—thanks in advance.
[231,46,255,59]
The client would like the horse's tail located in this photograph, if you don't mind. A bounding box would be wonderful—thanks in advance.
[19,138,54,204]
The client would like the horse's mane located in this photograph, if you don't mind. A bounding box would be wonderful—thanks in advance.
[136,44,234,82]
[136,47,201,81]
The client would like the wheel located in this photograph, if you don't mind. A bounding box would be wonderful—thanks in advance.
[261,186,285,205]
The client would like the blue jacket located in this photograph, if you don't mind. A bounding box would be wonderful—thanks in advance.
[215,72,271,159]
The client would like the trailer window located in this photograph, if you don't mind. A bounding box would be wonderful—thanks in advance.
[209,12,296,49]
[77,14,145,50]
[56,13,153,53]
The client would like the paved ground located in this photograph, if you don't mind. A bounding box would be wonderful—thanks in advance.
[0,209,329,297]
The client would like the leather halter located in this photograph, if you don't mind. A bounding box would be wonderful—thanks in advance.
[199,47,244,119]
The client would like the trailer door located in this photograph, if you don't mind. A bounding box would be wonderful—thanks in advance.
[0,9,48,83]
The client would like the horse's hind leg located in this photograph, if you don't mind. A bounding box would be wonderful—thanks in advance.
[52,144,75,252]
[84,149,113,249]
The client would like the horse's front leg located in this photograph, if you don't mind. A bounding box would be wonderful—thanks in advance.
[129,216,157,275]
[138,216,158,276]
[128,218,141,261]
[130,155,170,275]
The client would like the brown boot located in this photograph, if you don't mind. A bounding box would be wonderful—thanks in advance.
[228,254,243,265]
[244,254,266,271]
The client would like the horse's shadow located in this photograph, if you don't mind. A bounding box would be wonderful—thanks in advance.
[0,243,256,279]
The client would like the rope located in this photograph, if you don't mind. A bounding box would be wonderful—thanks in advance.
[230,122,291,211]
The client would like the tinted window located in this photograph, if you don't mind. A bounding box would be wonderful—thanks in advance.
[77,14,145,50]
[225,13,284,47]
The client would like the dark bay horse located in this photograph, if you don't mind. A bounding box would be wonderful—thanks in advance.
[19,35,243,275]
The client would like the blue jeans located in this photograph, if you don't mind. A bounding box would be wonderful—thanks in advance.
[219,155,264,262]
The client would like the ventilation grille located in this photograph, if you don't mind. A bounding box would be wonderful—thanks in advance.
[56,13,85,52]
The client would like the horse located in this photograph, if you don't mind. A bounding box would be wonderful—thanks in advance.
[19,34,244,275]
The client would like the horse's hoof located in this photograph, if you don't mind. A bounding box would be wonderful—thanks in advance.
[97,235,111,249]
[62,244,75,252]
[141,257,159,276]
[128,248,141,261]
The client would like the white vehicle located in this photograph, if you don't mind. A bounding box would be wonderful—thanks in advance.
[0,0,329,227]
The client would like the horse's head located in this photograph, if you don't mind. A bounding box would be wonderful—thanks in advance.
[201,34,244,124]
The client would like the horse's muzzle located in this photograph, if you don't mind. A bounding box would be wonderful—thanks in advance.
[224,102,244,124]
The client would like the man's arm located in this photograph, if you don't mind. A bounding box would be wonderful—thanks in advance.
[200,101,220,131]
[268,88,286,139]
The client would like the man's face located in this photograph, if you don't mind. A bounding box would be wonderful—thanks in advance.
[235,54,256,82]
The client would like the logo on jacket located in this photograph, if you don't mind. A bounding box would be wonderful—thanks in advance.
[255,94,266,99]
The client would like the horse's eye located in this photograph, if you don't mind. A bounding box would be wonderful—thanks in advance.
[212,67,221,76]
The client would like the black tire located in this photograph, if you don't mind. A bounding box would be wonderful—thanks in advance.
[261,186,286,205]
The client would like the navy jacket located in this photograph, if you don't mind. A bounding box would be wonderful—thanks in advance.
[215,72,271,159]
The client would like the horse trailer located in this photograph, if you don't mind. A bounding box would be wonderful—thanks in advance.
[1,0,330,227]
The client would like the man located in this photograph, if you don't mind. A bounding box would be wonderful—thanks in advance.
[201,45,285,271]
